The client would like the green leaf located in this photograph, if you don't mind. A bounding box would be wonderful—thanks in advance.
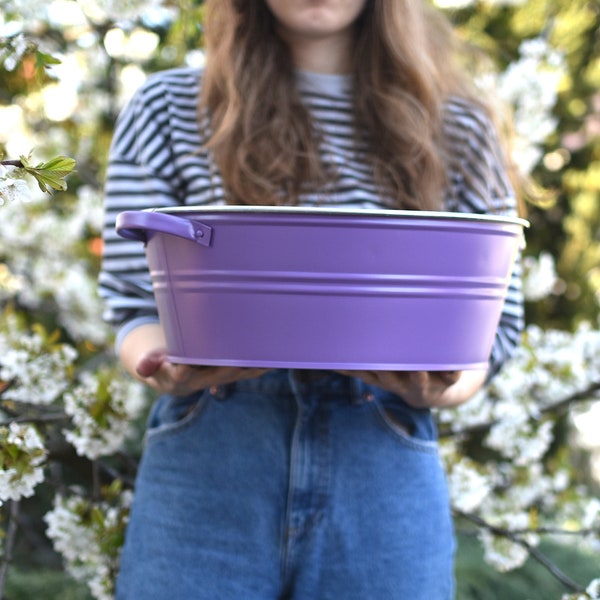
[19,155,76,194]
[35,51,62,69]
[90,506,105,528]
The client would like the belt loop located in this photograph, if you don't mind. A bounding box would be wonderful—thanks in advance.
[350,376,365,405]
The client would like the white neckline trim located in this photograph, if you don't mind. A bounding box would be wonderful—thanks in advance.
[295,70,352,96]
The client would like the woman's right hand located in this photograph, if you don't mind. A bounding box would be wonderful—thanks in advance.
[120,323,269,396]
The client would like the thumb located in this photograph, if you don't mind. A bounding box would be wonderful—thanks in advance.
[136,348,167,378]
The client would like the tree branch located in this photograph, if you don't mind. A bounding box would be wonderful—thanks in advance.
[0,413,70,426]
[508,525,600,537]
[0,160,24,168]
[440,380,600,438]
[456,510,588,593]
[541,381,600,416]
[0,501,20,597]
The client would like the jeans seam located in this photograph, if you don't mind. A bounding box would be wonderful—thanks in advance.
[280,401,303,588]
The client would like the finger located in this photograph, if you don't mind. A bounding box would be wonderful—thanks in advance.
[137,361,199,394]
[408,371,430,387]
[335,370,366,379]
[434,370,461,385]
[184,366,270,389]
[336,370,381,386]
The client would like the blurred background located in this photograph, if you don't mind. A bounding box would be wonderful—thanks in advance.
[0,0,599,598]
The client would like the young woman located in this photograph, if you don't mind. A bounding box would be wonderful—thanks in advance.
[99,1,524,598]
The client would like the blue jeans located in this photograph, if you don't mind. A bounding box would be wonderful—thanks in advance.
[116,370,455,599]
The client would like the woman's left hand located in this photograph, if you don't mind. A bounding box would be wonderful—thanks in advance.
[335,369,488,409]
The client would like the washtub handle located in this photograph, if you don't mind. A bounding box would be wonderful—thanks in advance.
[116,211,213,247]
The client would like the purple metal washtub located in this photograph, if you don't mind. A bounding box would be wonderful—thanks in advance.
[116,206,528,370]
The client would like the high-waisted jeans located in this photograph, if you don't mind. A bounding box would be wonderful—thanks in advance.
[116,370,455,599]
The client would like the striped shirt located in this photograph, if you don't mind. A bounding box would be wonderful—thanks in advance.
[99,67,524,376]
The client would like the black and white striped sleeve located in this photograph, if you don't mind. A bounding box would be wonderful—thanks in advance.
[98,73,185,332]
[444,99,525,379]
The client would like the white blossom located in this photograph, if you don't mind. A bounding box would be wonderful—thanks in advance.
[448,459,494,512]
[564,580,600,600]
[550,495,600,554]
[498,37,566,173]
[44,495,96,569]
[440,317,600,572]
[523,251,558,301]
[573,401,600,452]
[552,470,571,494]
[0,191,110,344]
[582,498,600,530]
[45,490,133,600]
[0,177,32,205]
[499,463,554,510]
[0,33,30,71]
[77,0,170,24]
[479,511,536,572]
[587,579,600,599]
[0,423,47,501]
[63,370,145,460]
[437,387,493,432]
[488,323,600,410]
[0,263,23,299]
[1,2,50,27]
[487,417,554,466]
[0,318,78,405]
[44,261,109,344]
[479,528,531,571]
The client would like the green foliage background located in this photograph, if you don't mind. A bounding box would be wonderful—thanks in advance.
[449,0,600,329]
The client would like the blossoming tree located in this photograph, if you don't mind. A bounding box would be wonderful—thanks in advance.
[1,0,599,598]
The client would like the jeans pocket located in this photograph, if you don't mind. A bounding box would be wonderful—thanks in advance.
[145,390,209,443]
[372,398,439,454]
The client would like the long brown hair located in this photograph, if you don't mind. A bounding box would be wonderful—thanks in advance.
[199,0,477,209]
